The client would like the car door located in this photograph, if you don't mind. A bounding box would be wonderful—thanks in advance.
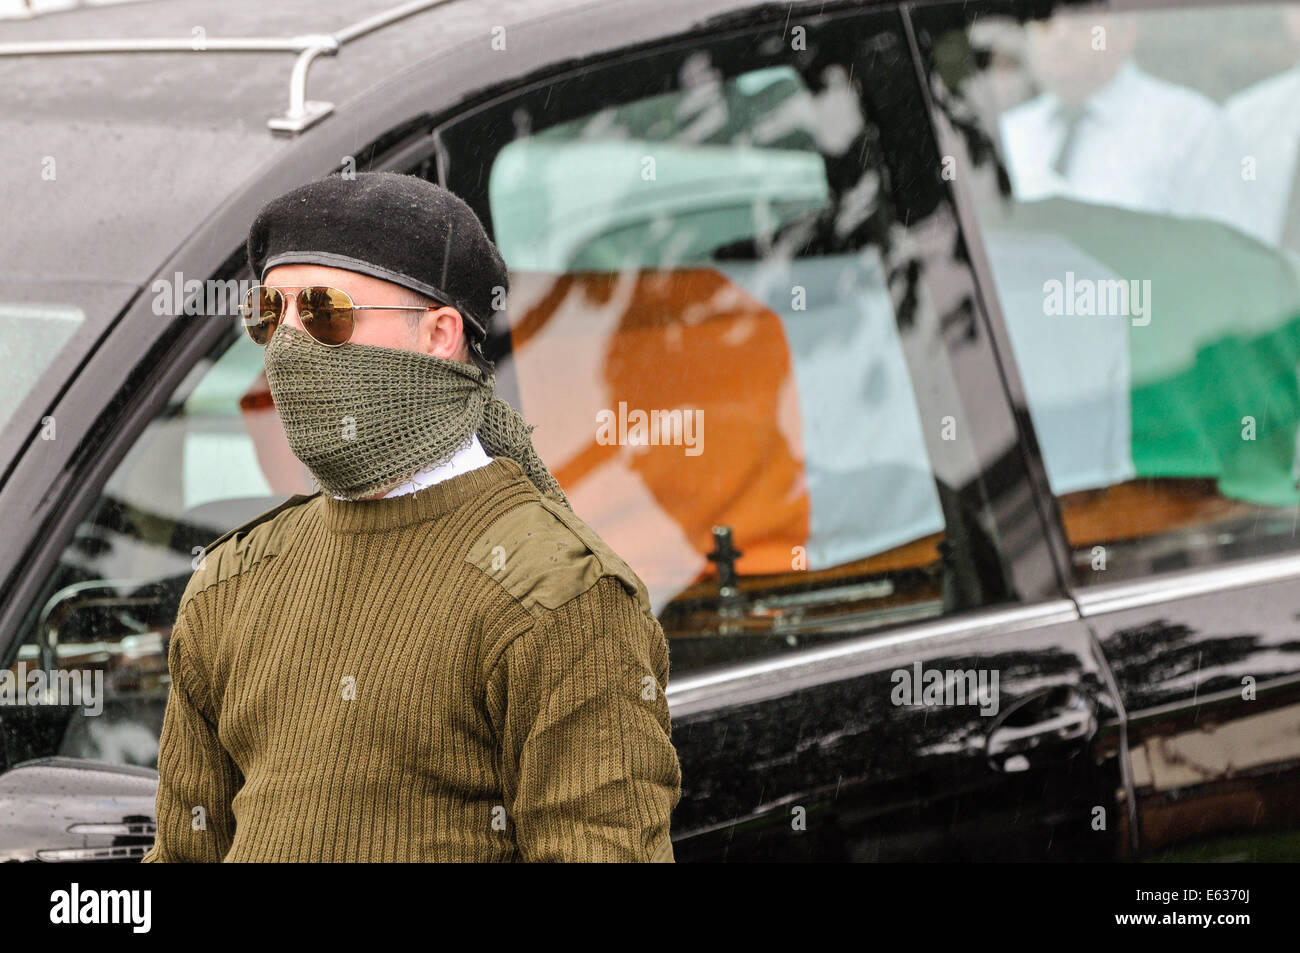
[910,0,1300,860]
[433,2,1127,860]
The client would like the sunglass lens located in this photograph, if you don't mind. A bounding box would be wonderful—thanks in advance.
[242,286,282,345]
[299,287,354,346]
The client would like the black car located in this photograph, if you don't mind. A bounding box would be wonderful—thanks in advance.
[2,0,1300,862]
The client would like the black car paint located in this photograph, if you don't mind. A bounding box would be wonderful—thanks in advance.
[666,607,1122,861]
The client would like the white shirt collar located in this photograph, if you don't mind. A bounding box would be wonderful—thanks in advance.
[1044,58,1141,123]
[333,433,493,501]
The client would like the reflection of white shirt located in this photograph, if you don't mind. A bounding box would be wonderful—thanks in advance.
[981,229,1134,495]
[1000,60,1262,238]
[1226,65,1300,247]
[332,432,492,500]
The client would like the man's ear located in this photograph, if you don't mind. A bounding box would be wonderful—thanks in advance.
[417,305,466,360]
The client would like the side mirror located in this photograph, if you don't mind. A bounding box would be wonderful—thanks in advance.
[0,757,157,862]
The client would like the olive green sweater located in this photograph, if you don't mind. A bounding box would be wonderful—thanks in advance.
[141,457,680,862]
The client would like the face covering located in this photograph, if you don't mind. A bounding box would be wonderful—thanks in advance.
[262,323,570,507]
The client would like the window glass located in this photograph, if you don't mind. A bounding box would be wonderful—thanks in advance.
[0,280,134,440]
[916,1,1300,584]
[0,298,83,435]
[448,31,1017,671]
[492,64,829,271]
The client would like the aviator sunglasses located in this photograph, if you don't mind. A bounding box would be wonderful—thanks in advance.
[239,284,437,347]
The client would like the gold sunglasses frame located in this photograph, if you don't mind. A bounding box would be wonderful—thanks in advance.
[239,284,436,347]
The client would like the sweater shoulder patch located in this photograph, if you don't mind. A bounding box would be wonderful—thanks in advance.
[466,497,652,617]
[183,493,318,603]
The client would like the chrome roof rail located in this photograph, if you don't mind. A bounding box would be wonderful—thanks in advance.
[0,0,458,134]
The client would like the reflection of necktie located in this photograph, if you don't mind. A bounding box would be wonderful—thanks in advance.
[1052,102,1088,179]
[1281,150,1300,251]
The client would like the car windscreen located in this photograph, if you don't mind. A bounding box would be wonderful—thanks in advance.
[0,278,138,438]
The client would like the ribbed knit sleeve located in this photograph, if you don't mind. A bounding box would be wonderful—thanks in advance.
[141,602,241,862]
[489,574,681,862]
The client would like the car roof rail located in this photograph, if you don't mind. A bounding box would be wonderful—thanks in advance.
[0,0,458,134]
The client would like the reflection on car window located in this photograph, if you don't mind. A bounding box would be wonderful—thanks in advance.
[493,64,829,272]
[457,36,1016,671]
[918,2,1300,584]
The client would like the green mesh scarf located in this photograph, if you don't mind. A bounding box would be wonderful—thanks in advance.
[263,324,570,507]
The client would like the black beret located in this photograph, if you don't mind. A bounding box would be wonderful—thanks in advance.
[246,171,507,342]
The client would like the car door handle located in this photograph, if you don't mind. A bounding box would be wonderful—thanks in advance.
[985,684,1097,773]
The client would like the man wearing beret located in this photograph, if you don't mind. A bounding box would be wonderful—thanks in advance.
[142,171,682,862]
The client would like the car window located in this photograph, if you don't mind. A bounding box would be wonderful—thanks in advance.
[0,297,83,436]
[492,64,828,271]
[439,19,1019,673]
[914,0,1300,586]
[3,302,314,769]
[0,279,135,442]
